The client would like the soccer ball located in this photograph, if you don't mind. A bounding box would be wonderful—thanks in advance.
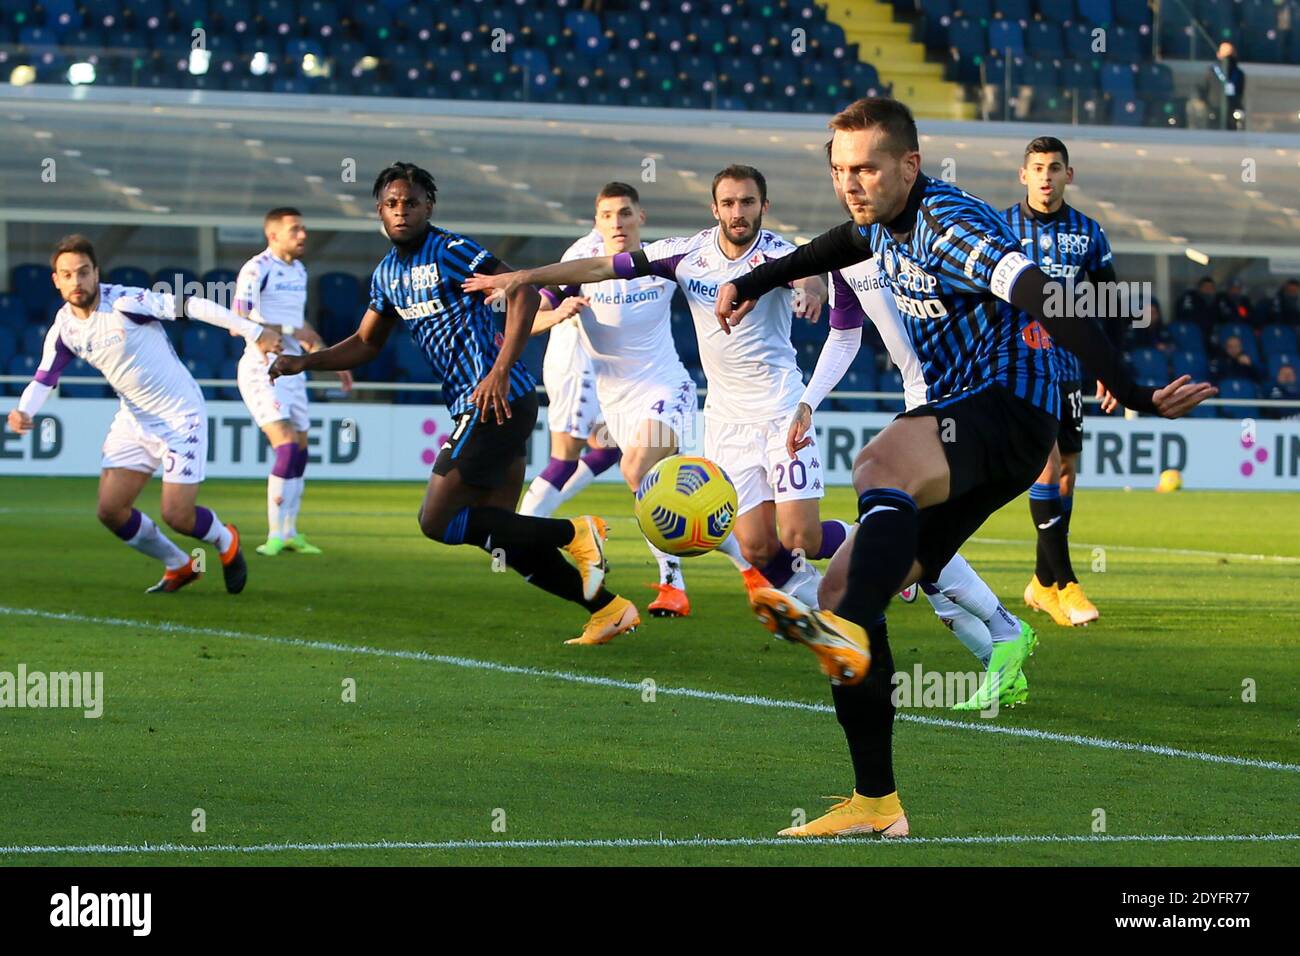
[1156,468,1183,493]
[635,455,738,557]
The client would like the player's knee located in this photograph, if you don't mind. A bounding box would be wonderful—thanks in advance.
[852,453,899,494]
[96,504,127,530]
[418,508,449,542]
[740,537,779,569]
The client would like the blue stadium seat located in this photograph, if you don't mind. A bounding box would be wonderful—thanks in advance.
[1099,62,1135,98]
[106,266,152,290]
[217,358,241,401]
[1107,24,1143,61]
[1114,2,1151,26]
[1171,348,1208,380]
[1169,321,1206,355]
[998,0,1033,20]
[0,327,15,368]
[393,332,425,377]
[1110,97,1144,126]
[6,355,39,397]
[1076,0,1114,24]
[1261,324,1298,360]
[988,19,1025,56]
[958,0,994,19]
[181,323,223,361]
[170,0,210,28]
[124,0,167,27]
[11,263,51,319]
[1215,377,1259,419]
[1036,0,1075,23]
[201,268,237,290]
[21,325,50,357]
[0,293,25,327]
[225,330,247,359]
[1024,21,1064,58]
[60,358,109,398]
[317,272,362,317]
[1062,22,1097,61]
[835,367,874,412]
[1129,347,1168,386]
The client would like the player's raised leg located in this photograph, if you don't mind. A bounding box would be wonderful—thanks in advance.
[95,466,197,593]
[416,410,636,645]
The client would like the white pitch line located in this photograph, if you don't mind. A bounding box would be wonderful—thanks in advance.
[3,605,1298,775]
[970,535,1300,564]
[1,833,1297,856]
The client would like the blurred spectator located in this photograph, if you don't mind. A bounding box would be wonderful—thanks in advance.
[1265,279,1300,325]
[1222,278,1255,325]
[1194,42,1246,131]
[1210,335,1264,383]
[1177,276,1222,336]
[1123,299,1175,352]
[1265,364,1299,419]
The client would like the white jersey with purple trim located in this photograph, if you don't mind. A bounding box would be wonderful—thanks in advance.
[830,258,929,411]
[36,284,205,427]
[234,248,308,356]
[635,226,802,424]
[547,230,683,407]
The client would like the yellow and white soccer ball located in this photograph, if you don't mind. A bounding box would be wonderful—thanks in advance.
[1156,468,1183,493]
[634,455,738,557]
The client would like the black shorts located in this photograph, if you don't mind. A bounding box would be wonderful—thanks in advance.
[1057,380,1084,456]
[433,391,538,488]
[898,384,1058,581]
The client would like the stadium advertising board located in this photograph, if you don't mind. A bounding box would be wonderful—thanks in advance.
[2,398,1297,491]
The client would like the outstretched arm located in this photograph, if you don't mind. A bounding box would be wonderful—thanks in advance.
[1007,266,1216,417]
[270,308,397,380]
[463,256,619,303]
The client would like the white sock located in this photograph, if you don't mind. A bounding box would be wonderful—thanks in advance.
[268,474,288,539]
[125,512,190,570]
[519,475,565,517]
[197,509,233,552]
[787,565,823,609]
[714,534,751,571]
[281,476,303,539]
[936,553,1023,643]
[559,460,598,500]
[646,539,684,589]
[925,591,992,665]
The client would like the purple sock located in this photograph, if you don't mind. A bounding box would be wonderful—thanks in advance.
[271,442,296,478]
[538,456,580,489]
[761,547,798,589]
[291,444,309,479]
[813,519,849,560]
[191,505,215,540]
[579,446,621,476]
[113,508,143,541]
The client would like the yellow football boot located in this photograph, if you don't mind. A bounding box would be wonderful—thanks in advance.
[778,791,909,838]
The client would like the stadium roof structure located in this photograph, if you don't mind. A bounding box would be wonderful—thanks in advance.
[3,85,1300,259]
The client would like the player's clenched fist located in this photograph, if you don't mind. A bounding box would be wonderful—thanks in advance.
[268,353,307,382]
[6,409,33,434]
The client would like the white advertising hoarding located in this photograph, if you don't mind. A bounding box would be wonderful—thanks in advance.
[1,398,1297,491]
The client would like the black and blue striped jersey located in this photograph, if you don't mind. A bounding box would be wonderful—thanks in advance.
[850,173,1060,415]
[1002,200,1114,383]
[369,226,534,416]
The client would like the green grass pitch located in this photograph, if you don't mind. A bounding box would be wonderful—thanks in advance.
[1,476,1297,866]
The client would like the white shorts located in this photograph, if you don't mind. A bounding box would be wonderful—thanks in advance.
[101,406,207,484]
[543,364,602,440]
[601,376,697,453]
[238,347,310,431]
[704,412,825,516]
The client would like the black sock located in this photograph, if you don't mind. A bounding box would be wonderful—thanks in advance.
[444,506,575,552]
[831,616,896,797]
[508,547,614,613]
[833,488,918,628]
[1029,484,1075,586]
